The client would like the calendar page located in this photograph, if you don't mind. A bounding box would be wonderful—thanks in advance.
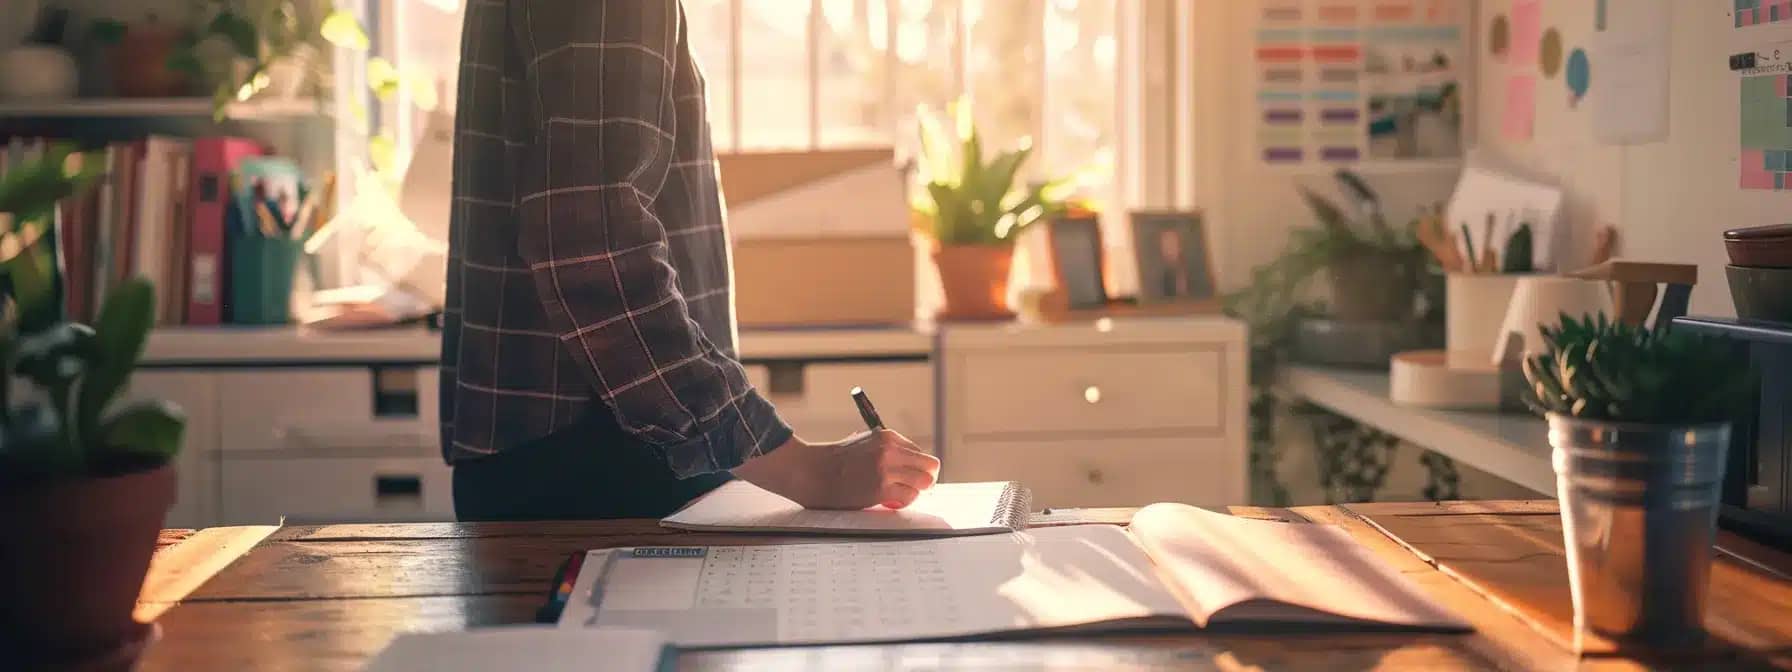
[559,526,1192,647]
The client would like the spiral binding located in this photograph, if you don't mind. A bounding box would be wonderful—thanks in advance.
[989,482,1034,530]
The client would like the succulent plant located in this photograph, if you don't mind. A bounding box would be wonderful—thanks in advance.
[1522,313,1754,425]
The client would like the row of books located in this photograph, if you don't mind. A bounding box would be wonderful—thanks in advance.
[1,135,266,324]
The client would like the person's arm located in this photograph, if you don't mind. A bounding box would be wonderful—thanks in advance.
[509,0,786,476]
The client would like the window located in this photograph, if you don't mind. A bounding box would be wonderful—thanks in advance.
[373,0,1122,200]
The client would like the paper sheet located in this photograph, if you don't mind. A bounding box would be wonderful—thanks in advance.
[1502,75,1537,140]
[1736,0,1792,28]
[1738,42,1792,191]
[1591,0,1671,144]
[661,480,1026,536]
[1508,0,1542,66]
[363,626,667,672]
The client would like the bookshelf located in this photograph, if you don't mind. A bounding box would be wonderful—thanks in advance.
[0,97,325,120]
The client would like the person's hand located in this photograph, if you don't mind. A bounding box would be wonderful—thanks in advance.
[732,430,940,510]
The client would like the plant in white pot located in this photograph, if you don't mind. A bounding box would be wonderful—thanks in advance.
[1522,314,1753,651]
[0,145,186,669]
[911,100,1071,321]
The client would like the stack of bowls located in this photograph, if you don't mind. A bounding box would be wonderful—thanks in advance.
[1725,224,1792,322]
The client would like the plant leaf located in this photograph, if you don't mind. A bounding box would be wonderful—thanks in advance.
[209,11,260,58]
[321,10,370,50]
[75,280,157,443]
[100,401,186,464]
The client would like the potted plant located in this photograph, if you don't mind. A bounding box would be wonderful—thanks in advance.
[1293,172,1428,321]
[1522,314,1752,650]
[911,100,1067,320]
[0,145,186,669]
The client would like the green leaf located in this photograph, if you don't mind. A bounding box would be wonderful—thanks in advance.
[367,57,401,101]
[321,10,370,50]
[369,134,397,177]
[75,280,157,444]
[89,19,127,44]
[13,323,96,390]
[100,401,186,464]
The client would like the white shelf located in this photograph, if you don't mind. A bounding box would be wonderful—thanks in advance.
[1278,364,1554,495]
[0,97,323,120]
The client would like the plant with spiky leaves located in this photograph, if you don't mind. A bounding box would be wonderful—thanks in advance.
[1522,313,1753,425]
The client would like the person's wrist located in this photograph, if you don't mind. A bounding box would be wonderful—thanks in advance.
[733,436,815,502]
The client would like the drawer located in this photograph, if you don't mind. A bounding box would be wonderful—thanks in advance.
[944,437,1243,509]
[221,454,453,524]
[956,348,1223,436]
[218,367,438,453]
[745,361,934,444]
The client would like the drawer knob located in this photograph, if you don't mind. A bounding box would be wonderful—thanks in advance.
[1082,386,1102,404]
[1086,468,1105,484]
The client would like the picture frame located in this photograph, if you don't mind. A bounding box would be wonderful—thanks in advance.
[1043,212,1108,310]
[1130,210,1216,304]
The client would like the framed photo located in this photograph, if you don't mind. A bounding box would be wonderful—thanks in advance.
[1044,212,1108,309]
[1131,210,1215,303]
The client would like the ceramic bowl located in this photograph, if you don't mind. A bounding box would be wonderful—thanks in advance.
[1727,264,1792,323]
[1724,224,1792,268]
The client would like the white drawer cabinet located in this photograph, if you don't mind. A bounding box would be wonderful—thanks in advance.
[127,371,220,529]
[939,318,1247,509]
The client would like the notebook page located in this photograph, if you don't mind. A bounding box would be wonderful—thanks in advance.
[363,626,666,672]
[1128,503,1467,630]
[661,480,1026,535]
[560,525,1191,646]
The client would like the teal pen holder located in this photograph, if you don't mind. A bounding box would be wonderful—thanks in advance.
[229,235,306,325]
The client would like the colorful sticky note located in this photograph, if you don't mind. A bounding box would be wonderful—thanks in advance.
[1510,0,1543,66]
[1504,75,1537,140]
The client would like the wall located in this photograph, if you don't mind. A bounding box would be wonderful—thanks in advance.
[1471,1,1792,316]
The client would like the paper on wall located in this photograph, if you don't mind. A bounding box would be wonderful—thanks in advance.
[1590,0,1671,144]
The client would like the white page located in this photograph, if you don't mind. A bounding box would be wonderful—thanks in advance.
[662,480,1027,535]
[560,525,1190,647]
[1590,0,1671,145]
[363,626,666,672]
[1128,503,1467,630]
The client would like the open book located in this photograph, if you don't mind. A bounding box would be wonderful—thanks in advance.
[661,480,1032,536]
[562,503,1468,647]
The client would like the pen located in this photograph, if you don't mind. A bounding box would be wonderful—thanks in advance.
[850,387,885,431]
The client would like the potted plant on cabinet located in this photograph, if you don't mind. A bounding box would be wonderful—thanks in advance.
[911,100,1068,320]
[0,145,187,669]
[1522,314,1752,650]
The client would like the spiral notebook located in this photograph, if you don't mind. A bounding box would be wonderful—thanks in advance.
[660,480,1032,536]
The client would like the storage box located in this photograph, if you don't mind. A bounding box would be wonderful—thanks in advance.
[718,149,916,328]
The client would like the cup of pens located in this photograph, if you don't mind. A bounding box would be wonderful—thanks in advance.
[229,165,334,324]
[1419,208,1546,368]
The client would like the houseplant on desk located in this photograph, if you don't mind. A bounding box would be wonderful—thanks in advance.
[911,100,1069,320]
[0,146,186,669]
[1523,314,1751,650]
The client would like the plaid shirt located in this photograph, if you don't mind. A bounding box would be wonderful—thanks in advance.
[442,0,791,476]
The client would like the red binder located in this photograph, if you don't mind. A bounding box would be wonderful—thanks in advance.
[185,137,264,325]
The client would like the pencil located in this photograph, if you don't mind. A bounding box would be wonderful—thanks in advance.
[1459,223,1478,273]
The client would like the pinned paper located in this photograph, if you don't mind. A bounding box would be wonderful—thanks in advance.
[1503,75,1537,140]
[1740,73,1792,191]
[1591,0,1671,144]
[1565,48,1591,104]
[1509,0,1542,66]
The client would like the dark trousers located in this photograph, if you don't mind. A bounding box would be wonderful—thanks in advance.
[452,412,731,521]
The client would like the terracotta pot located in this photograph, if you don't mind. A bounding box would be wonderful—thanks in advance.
[930,241,1015,321]
[110,23,190,98]
[1328,251,1418,322]
[1,465,177,669]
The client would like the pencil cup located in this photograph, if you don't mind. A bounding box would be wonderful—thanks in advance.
[1444,273,1522,368]
[1550,414,1730,652]
[229,235,303,325]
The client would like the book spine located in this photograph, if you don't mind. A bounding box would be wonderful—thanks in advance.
[186,138,262,325]
[166,145,192,324]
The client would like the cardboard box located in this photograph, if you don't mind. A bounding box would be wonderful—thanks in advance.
[718,149,916,327]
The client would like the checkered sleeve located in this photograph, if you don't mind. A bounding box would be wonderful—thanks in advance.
[509,0,791,476]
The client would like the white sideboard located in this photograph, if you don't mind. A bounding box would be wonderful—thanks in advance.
[144,318,1247,527]
[937,318,1249,509]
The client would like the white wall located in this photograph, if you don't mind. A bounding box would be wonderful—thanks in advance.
[1470,1,1792,317]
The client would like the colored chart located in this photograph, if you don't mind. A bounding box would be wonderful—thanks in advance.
[1736,0,1792,28]
[1254,0,1464,165]
[1740,73,1792,191]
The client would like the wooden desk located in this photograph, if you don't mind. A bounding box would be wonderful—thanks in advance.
[135,502,1792,671]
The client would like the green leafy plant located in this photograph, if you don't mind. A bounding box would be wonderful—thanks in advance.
[911,100,1074,246]
[0,148,184,486]
[1522,314,1753,425]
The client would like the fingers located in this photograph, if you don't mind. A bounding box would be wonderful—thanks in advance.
[875,430,941,477]
[888,466,936,492]
[880,481,921,509]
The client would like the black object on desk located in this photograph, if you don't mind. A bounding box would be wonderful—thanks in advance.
[1674,315,1792,551]
[851,387,885,431]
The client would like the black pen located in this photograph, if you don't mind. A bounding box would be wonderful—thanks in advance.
[850,387,885,431]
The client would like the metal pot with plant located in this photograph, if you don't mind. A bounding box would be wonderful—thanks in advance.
[911,100,1071,321]
[0,145,186,669]
[1523,314,1753,652]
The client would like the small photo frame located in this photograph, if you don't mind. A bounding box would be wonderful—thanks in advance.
[1131,210,1215,303]
[1044,212,1108,309]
